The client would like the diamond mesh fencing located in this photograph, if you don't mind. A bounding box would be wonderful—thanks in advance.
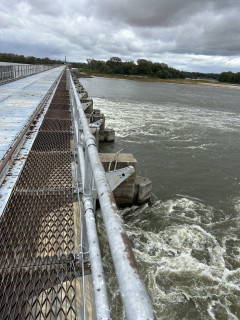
[40,119,71,132]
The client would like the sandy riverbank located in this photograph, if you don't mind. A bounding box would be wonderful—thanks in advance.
[195,81,240,89]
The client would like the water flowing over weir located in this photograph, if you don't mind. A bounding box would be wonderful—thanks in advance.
[0,67,156,319]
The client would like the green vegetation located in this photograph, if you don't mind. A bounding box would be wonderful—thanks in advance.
[75,57,240,84]
[218,71,240,83]
[74,57,223,81]
[75,57,186,79]
[0,53,63,65]
[184,71,219,80]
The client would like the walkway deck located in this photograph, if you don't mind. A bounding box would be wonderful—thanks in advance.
[0,66,64,162]
[0,70,95,319]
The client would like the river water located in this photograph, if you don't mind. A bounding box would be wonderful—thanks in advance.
[80,77,240,319]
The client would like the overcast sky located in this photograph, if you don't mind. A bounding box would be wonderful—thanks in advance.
[1,0,240,73]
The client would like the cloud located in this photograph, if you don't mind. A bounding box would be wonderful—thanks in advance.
[0,0,240,72]
[88,0,239,28]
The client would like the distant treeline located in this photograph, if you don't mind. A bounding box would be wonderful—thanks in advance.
[73,57,240,84]
[74,57,186,79]
[218,71,240,84]
[73,57,220,80]
[184,71,219,80]
[0,53,63,65]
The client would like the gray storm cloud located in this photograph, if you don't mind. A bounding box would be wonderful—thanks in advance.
[1,0,240,72]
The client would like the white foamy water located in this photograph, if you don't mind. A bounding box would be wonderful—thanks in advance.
[96,197,240,319]
[122,199,240,320]
[94,97,240,144]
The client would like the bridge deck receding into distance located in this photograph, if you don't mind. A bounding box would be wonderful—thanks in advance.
[0,66,65,162]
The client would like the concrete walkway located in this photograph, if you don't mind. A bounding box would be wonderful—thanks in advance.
[0,66,64,162]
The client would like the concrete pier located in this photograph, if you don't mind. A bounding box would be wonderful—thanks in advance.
[72,73,116,143]
[100,153,137,205]
[134,176,152,204]
[100,153,152,206]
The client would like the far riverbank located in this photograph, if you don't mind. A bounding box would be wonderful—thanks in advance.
[76,70,240,90]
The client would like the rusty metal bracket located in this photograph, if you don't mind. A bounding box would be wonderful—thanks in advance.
[82,101,93,111]
[106,166,135,192]
[89,119,103,130]
[78,92,88,99]
[108,149,124,171]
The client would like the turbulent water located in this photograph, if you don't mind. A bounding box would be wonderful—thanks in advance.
[80,77,240,319]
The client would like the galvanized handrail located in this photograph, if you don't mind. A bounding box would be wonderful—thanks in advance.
[71,83,110,319]
[68,69,156,320]
[0,64,59,85]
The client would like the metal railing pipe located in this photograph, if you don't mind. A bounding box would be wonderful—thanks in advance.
[72,87,110,319]
[69,72,156,320]
[82,197,111,320]
[77,145,85,187]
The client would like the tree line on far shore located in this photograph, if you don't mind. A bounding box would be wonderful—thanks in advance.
[0,53,63,65]
[74,57,230,82]
[1,53,239,84]
[76,57,186,79]
[218,71,240,83]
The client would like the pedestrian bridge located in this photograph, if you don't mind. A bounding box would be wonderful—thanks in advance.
[0,65,155,319]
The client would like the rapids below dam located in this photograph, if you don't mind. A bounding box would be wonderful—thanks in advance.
[80,76,240,320]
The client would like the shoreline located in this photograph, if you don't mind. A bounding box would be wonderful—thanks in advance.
[78,71,240,90]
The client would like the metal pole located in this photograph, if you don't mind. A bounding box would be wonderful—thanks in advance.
[77,145,85,187]
[82,197,111,320]
[70,82,111,319]
[68,72,155,320]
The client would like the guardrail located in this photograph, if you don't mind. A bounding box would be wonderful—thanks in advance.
[0,64,59,85]
[67,69,156,320]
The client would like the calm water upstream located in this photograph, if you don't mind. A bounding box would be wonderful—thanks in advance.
[80,77,240,319]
